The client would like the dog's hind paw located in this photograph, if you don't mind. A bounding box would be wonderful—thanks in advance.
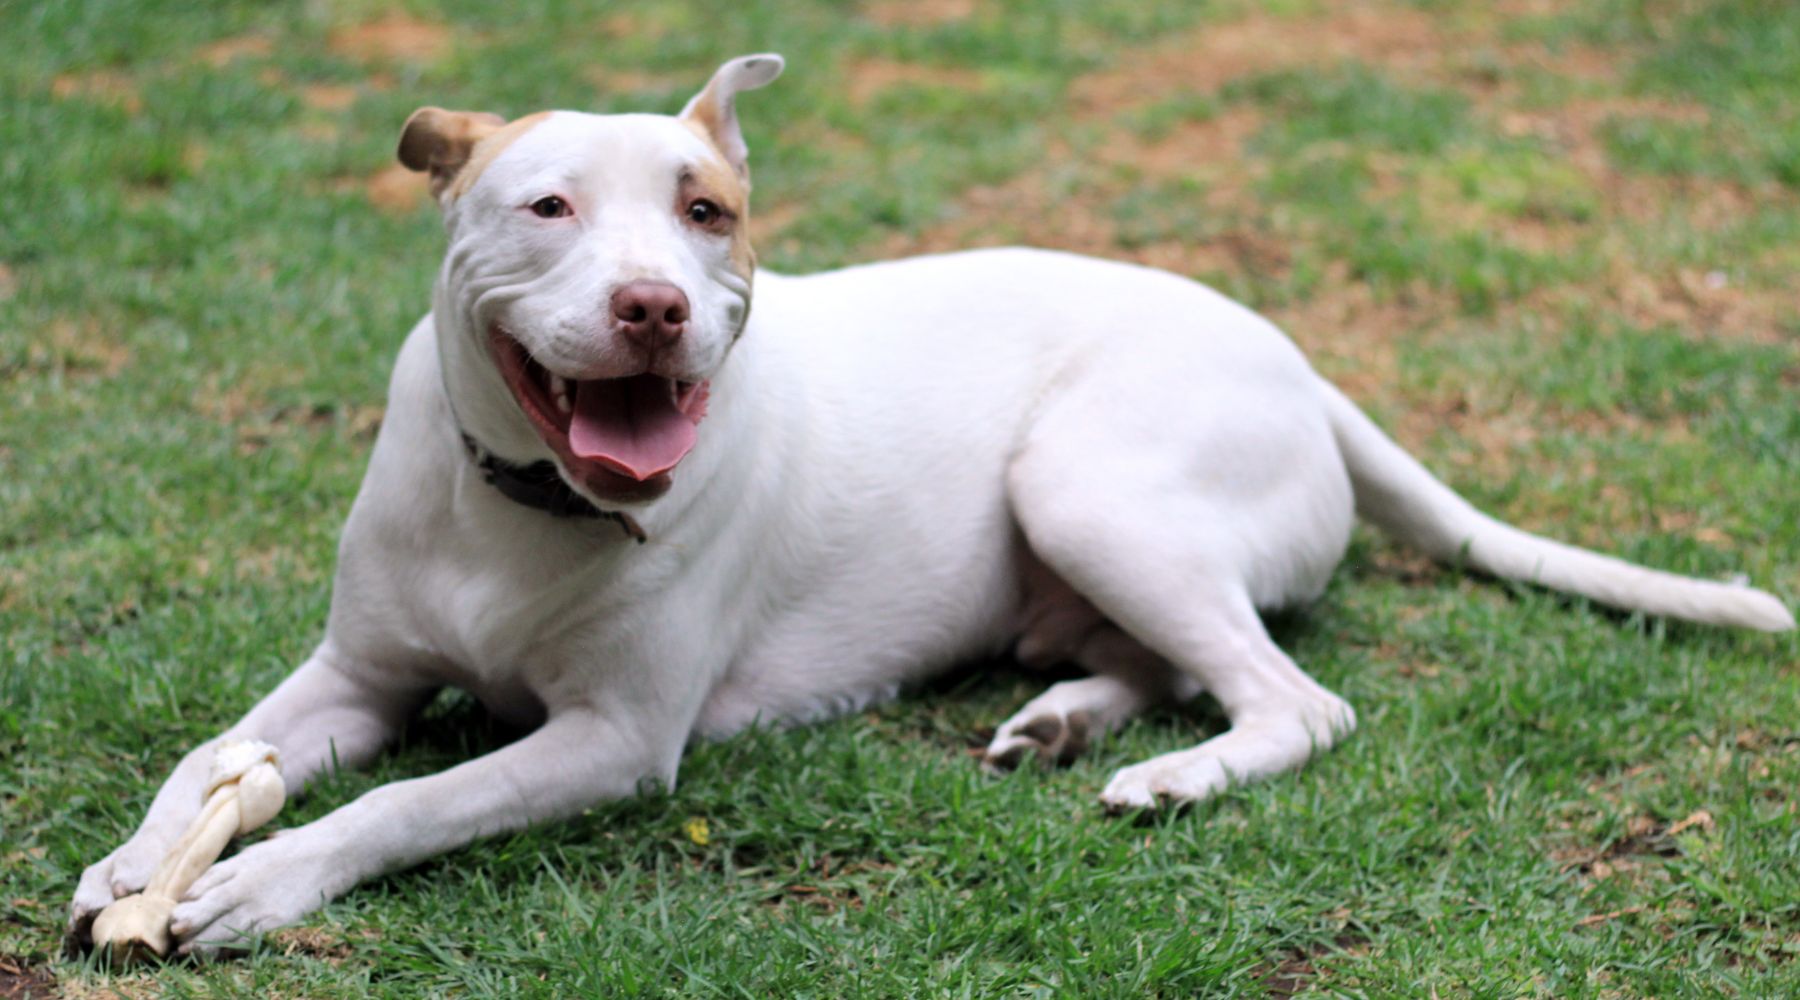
[981,709,1092,771]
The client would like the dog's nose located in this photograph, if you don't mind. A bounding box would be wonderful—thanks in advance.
[611,281,690,347]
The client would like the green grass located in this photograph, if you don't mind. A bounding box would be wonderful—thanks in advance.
[4,0,1799,996]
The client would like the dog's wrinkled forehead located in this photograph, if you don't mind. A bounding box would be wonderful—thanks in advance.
[471,114,739,206]
[397,54,783,212]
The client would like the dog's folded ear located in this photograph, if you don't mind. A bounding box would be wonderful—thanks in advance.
[397,107,508,198]
[680,54,784,179]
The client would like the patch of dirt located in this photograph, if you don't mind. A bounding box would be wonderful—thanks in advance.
[301,83,360,111]
[1259,928,1369,998]
[1095,107,1270,221]
[595,10,679,41]
[49,71,143,114]
[843,58,983,105]
[756,856,894,915]
[875,161,1108,259]
[328,13,452,63]
[1388,385,1699,514]
[296,119,342,142]
[9,318,131,383]
[58,972,168,1000]
[752,200,804,242]
[586,66,688,96]
[361,163,431,214]
[1524,251,1797,347]
[1502,96,1708,177]
[1555,810,1717,883]
[1071,4,1452,116]
[217,396,384,454]
[838,0,1787,428]
[1479,95,1798,342]
[269,925,380,963]
[1275,264,1459,407]
[0,955,53,1000]
[197,34,272,67]
[878,114,1279,281]
[1364,153,1593,257]
[861,0,977,27]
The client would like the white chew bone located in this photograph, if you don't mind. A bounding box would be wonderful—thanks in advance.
[90,740,284,960]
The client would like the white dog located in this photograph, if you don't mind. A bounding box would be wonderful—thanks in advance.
[71,55,1793,954]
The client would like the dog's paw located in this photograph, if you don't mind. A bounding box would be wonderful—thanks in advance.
[68,837,172,946]
[168,830,348,956]
[982,709,1092,771]
[1098,752,1230,813]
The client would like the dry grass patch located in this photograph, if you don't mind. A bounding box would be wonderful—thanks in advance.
[861,0,977,28]
[300,83,360,111]
[12,318,132,383]
[873,160,1111,259]
[587,66,690,96]
[1522,252,1799,347]
[1102,107,1269,216]
[842,58,985,105]
[360,163,431,215]
[328,12,452,63]
[1273,266,1459,407]
[197,34,272,67]
[48,72,142,114]
[1071,3,1456,116]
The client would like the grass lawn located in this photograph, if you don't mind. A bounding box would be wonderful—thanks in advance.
[4,0,1799,995]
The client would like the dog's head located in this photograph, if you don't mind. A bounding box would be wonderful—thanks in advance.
[397,55,783,504]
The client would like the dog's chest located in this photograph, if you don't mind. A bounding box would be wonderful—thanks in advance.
[339,501,695,719]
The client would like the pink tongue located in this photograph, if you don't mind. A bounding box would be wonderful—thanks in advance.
[567,375,698,480]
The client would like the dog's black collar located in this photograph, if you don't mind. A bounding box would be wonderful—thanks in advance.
[458,433,647,543]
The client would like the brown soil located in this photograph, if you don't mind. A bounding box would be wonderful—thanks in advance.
[587,67,689,96]
[362,163,431,214]
[328,13,452,63]
[861,0,977,27]
[1071,4,1453,116]
[842,58,984,105]
[0,956,53,1000]
[301,83,360,111]
[49,72,142,114]
[197,34,272,67]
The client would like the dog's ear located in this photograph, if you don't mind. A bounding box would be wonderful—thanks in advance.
[397,107,508,198]
[679,54,784,179]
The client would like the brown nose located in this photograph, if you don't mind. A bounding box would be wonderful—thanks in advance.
[611,280,689,347]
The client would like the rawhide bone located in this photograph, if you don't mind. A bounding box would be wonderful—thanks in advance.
[89,740,284,961]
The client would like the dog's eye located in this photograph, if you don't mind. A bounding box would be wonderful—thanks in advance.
[686,199,722,227]
[529,196,571,219]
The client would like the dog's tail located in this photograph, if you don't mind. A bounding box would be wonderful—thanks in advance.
[1318,378,1794,631]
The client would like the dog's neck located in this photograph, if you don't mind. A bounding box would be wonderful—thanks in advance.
[454,432,648,542]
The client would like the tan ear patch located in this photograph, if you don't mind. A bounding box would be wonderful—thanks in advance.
[397,107,506,196]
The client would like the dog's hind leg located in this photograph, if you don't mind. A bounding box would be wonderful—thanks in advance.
[1013,544,1354,809]
[983,625,1200,769]
[1004,364,1356,809]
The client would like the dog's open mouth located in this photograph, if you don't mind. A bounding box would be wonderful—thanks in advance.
[489,327,709,486]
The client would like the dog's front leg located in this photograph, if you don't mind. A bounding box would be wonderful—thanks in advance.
[165,705,682,954]
[68,648,422,945]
